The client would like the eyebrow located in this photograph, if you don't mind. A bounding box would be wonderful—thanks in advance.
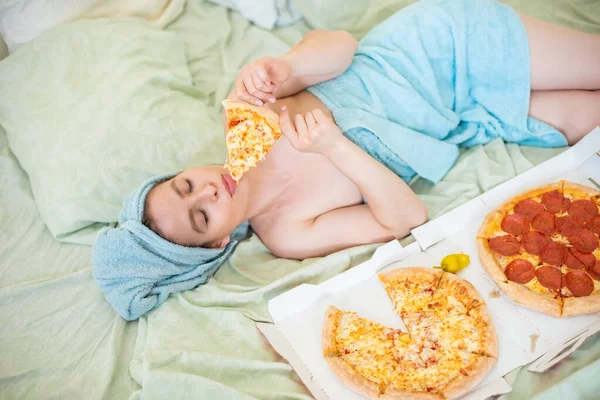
[170,179,205,234]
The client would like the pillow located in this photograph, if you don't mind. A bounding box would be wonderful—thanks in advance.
[0,18,226,245]
[0,0,185,53]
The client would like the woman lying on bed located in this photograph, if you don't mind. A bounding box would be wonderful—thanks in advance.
[143,0,599,259]
[93,0,600,320]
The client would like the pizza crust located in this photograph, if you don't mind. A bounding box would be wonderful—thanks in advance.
[476,238,508,284]
[562,295,600,317]
[440,355,496,399]
[562,181,600,197]
[476,238,562,317]
[477,210,505,239]
[498,280,562,317]
[325,356,381,400]
[380,389,443,400]
[322,305,340,356]
[437,272,485,310]
[379,266,443,287]
[467,306,499,359]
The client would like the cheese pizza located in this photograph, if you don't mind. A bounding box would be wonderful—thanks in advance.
[323,267,498,399]
[222,99,282,182]
[477,181,600,317]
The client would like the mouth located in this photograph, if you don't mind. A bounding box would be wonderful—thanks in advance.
[222,174,236,197]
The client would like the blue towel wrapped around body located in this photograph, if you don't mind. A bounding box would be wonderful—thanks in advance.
[308,0,567,184]
[92,173,249,321]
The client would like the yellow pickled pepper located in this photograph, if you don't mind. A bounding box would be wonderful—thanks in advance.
[436,253,470,273]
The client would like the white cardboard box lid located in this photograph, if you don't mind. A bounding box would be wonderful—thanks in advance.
[262,127,600,400]
[412,126,600,250]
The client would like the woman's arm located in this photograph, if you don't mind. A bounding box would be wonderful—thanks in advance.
[268,107,427,259]
[231,30,358,106]
[276,30,358,98]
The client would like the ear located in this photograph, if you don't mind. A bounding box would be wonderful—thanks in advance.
[209,235,231,249]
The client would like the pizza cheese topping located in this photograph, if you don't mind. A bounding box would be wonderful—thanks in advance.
[324,268,497,399]
[222,100,282,182]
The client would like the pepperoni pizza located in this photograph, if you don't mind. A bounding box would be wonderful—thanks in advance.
[477,181,600,317]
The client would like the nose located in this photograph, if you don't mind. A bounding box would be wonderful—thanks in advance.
[189,183,218,205]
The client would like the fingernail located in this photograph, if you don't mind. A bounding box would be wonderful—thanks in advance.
[269,98,276,103]
[255,100,263,106]
[281,105,287,111]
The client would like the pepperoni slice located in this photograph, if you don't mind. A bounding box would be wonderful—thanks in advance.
[556,216,583,237]
[565,271,594,297]
[501,214,530,235]
[535,266,563,291]
[570,247,596,268]
[562,198,572,213]
[540,242,567,266]
[514,199,544,220]
[565,249,586,270]
[569,200,599,223]
[585,216,600,235]
[505,259,535,284]
[531,212,556,236]
[541,191,568,214]
[587,260,600,281]
[489,235,521,256]
[522,231,552,256]
[568,229,599,253]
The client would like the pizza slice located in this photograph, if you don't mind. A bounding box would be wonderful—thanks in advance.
[222,99,282,182]
[378,267,443,316]
[323,306,419,398]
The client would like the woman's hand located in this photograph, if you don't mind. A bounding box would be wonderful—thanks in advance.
[279,106,344,156]
[234,56,292,106]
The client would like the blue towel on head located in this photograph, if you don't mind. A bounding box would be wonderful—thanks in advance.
[92,173,249,321]
[308,0,567,184]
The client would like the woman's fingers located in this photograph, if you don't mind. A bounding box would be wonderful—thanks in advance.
[305,112,317,131]
[279,106,298,143]
[294,113,308,137]
[251,72,267,92]
[252,73,276,103]
[254,63,272,87]
[236,75,261,105]
[243,74,272,105]
[312,108,329,124]
[253,64,277,103]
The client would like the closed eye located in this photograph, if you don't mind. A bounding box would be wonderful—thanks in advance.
[185,178,193,193]
[200,209,209,226]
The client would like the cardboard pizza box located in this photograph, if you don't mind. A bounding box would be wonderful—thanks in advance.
[257,126,600,400]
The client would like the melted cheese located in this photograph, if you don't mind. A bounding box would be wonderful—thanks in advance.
[329,269,495,396]
[224,110,280,182]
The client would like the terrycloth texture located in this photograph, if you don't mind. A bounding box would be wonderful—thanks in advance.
[92,173,249,321]
[308,0,568,184]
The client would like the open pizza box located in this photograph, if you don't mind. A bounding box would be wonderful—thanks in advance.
[257,126,600,400]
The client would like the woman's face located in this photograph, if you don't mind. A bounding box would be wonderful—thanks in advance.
[144,166,242,248]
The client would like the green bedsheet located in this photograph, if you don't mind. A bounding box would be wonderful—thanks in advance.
[1,0,599,399]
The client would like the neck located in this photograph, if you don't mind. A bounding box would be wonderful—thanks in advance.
[239,166,289,221]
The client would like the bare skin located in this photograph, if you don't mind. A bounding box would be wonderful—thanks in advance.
[145,15,600,260]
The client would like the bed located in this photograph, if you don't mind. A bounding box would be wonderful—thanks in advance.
[0,0,599,399]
